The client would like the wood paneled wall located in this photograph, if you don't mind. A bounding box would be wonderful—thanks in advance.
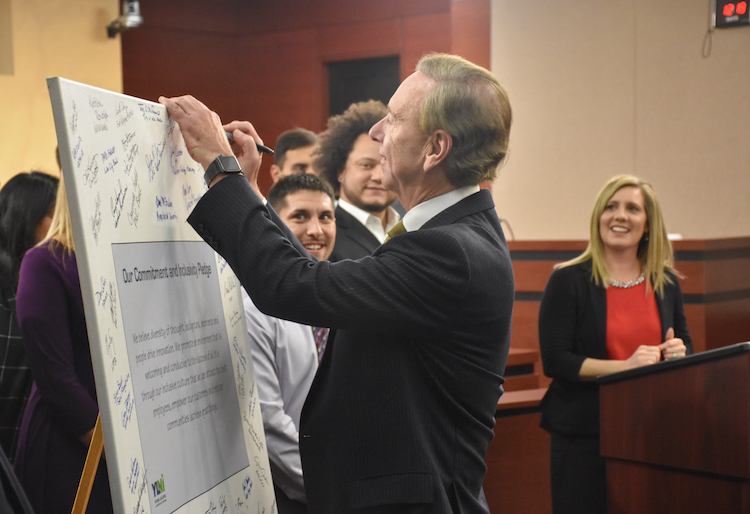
[121,0,490,194]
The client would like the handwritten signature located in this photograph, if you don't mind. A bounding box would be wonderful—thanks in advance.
[109,281,118,328]
[83,154,100,187]
[90,193,102,246]
[145,140,167,182]
[111,179,128,228]
[68,100,78,134]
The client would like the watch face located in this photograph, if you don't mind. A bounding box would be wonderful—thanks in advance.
[218,156,242,173]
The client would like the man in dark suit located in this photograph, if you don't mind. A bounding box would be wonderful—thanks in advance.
[161,52,513,514]
[315,101,401,261]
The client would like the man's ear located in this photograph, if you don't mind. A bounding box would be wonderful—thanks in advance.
[270,164,282,184]
[423,130,452,172]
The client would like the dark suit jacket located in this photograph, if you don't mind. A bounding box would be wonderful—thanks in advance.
[189,176,514,513]
[329,206,381,262]
[538,261,692,437]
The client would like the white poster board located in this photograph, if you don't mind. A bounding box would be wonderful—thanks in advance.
[47,77,276,514]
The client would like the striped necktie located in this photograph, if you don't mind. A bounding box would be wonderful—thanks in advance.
[312,327,329,362]
[384,219,406,242]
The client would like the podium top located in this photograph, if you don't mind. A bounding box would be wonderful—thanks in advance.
[598,341,750,384]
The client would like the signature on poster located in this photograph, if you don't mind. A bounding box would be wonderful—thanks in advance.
[145,140,167,182]
[127,457,141,496]
[217,255,228,274]
[111,179,128,228]
[102,146,118,175]
[71,135,84,170]
[128,170,142,227]
[232,336,247,375]
[116,101,134,128]
[138,102,163,123]
[234,496,249,514]
[182,182,202,212]
[248,382,256,418]
[90,193,102,246]
[242,475,253,500]
[113,373,130,406]
[243,412,264,453]
[105,329,117,371]
[109,280,118,328]
[229,310,242,328]
[124,140,139,177]
[235,362,245,399]
[254,456,269,487]
[68,99,78,134]
[132,468,148,514]
[95,276,109,307]
[91,96,109,134]
[83,154,100,187]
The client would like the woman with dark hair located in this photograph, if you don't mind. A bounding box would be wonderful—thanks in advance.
[14,176,113,513]
[0,171,58,464]
[539,174,692,514]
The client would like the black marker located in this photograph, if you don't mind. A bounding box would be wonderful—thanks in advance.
[225,130,274,155]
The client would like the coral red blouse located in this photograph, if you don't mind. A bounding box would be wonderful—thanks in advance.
[606,281,662,360]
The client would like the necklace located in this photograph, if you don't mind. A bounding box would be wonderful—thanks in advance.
[608,270,645,289]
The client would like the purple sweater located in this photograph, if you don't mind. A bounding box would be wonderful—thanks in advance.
[14,242,112,513]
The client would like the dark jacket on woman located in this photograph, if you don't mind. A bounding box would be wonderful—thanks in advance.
[539,260,692,437]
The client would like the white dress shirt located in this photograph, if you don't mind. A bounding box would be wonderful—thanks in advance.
[401,185,481,232]
[242,288,318,503]
[337,199,401,244]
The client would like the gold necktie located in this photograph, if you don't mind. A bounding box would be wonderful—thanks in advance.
[384,220,406,242]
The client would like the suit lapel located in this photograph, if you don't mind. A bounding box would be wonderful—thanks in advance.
[335,206,381,253]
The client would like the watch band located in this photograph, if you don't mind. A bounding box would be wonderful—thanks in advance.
[204,155,242,187]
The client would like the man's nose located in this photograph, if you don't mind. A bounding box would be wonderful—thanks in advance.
[307,219,323,235]
[369,117,385,142]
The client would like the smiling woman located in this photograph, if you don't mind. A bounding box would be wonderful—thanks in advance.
[598,185,648,255]
[537,174,693,514]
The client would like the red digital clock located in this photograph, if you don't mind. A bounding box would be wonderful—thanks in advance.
[715,0,750,27]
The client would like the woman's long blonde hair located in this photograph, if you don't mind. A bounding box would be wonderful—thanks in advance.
[39,173,75,254]
[557,175,677,296]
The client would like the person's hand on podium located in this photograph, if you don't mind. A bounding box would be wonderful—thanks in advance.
[659,327,687,360]
[623,345,662,369]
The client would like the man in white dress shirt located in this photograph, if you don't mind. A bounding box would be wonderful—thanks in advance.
[242,173,336,513]
[315,100,401,261]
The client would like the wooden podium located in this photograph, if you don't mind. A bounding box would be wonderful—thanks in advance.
[599,342,750,513]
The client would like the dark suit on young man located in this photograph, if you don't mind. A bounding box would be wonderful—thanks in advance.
[328,206,381,262]
[189,175,514,513]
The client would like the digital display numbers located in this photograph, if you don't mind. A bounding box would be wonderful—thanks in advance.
[715,1,750,27]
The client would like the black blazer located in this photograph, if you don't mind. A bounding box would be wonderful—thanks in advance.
[189,176,514,513]
[538,261,692,437]
[329,206,382,262]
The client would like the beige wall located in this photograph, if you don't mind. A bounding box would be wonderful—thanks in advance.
[0,0,122,184]
[490,0,750,240]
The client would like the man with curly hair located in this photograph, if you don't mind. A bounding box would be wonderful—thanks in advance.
[314,100,401,261]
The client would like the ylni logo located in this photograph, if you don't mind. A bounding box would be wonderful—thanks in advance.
[151,474,165,497]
